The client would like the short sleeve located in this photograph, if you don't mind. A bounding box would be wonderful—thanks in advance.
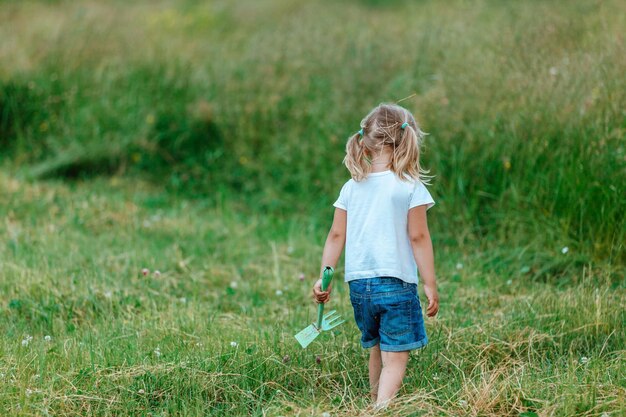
[409,181,435,210]
[333,181,350,211]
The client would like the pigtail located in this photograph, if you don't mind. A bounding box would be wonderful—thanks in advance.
[343,132,371,181]
[392,122,432,184]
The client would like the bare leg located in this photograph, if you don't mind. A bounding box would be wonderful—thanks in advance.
[368,344,382,401]
[376,350,409,406]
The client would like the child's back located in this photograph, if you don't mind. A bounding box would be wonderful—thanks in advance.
[334,170,434,284]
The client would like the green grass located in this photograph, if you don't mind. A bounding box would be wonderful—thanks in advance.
[0,0,625,415]
[0,174,623,416]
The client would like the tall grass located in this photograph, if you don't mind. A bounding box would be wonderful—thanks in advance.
[0,0,624,263]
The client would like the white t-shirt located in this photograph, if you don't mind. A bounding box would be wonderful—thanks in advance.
[333,170,435,284]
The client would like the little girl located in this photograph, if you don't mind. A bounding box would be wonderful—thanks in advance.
[313,103,439,407]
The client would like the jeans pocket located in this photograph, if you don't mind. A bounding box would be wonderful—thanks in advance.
[380,297,413,337]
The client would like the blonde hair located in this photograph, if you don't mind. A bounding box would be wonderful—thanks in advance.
[344,103,431,183]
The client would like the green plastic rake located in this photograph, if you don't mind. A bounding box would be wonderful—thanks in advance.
[295,266,345,348]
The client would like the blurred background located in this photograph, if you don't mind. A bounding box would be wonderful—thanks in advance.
[0,0,626,260]
[1,0,624,266]
[0,0,624,415]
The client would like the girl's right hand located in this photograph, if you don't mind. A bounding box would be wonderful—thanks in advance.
[313,279,332,304]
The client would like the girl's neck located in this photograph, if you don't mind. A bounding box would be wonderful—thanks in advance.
[370,149,392,173]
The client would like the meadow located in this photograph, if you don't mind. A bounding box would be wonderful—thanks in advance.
[0,0,624,416]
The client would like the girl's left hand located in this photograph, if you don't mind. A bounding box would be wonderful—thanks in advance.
[424,284,439,317]
[313,279,332,304]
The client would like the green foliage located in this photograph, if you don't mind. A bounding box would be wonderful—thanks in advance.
[0,81,43,152]
[1,2,626,261]
[1,0,624,262]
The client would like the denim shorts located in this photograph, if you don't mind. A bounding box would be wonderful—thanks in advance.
[349,277,428,352]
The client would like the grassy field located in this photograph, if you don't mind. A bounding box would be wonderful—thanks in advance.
[1,0,625,416]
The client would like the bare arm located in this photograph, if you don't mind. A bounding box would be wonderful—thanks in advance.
[408,205,439,317]
[313,208,346,303]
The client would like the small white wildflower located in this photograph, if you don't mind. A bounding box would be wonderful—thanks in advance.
[230,341,238,348]
[229,281,238,289]
[31,374,40,380]
[600,413,609,417]
[506,279,512,286]
[154,347,161,357]
[432,373,440,381]
[520,265,531,274]
[21,335,33,347]
[0,373,4,378]
[459,399,468,408]
[322,413,331,417]
[138,389,145,394]
[104,291,113,299]
[25,388,33,396]
[455,262,463,270]
[549,66,558,76]
[154,270,161,277]
[44,335,52,342]
[580,356,589,364]
[275,290,283,296]
[179,297,187,303]
[195,342,203,347]
[287,246,294,255]
[561,246,569,254]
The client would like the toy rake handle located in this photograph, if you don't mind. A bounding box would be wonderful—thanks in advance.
[316,266,334,329]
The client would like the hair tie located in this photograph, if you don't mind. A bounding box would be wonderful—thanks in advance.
[358,128,364,136]
[401,122,409,130]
